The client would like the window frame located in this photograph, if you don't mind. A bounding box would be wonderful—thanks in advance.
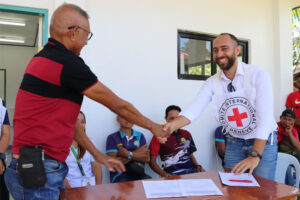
[177,30,248,81]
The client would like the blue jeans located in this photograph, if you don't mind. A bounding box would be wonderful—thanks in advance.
[4,158,68,200]
[0,158,9,200]
[285,165,296,186]
[224,133,277,180]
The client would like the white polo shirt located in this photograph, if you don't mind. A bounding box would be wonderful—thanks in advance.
[0,98,9,137]
[65,146,96,188]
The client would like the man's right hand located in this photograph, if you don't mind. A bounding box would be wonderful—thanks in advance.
[151,123,169,138]
[285,125,293,134]
[163,122,175,135]
[163,116,191,135]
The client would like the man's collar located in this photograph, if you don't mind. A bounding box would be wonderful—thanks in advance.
[220,61,245,81]
[48,38,69,51]
[171,129,182,135]
[119,129,138,138]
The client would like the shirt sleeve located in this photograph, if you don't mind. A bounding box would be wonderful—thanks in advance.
[187,134,197,155]
[215,126,225,142]
[285,93,293,108]
[180,77,214,122]
[253,68,277,140]
[106,134,118,153]
[149,136,160,156]
[140,134,146,147]
[61,57,98,93]
[2,100,10,125]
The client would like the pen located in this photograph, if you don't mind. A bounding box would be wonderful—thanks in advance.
[229,179,252,183]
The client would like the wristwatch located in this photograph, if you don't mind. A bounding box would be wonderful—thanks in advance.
[0,153,6,160]
[250,150,262,159]
[127,151,133,159]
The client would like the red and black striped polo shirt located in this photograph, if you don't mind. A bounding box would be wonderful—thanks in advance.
[12,38,98,162]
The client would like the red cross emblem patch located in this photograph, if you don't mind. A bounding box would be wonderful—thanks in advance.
[219,97,257,136]
[227,107,248,127]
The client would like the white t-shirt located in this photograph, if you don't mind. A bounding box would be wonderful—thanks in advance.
[0,99,7,137]
[65,146,96,188]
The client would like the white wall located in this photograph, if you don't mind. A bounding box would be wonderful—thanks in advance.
[292,0,300,8]
[81,0,295,183]
[0,0,295,183]
[272,0,294,120]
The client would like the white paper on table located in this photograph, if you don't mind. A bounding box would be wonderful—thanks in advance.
[177,179,223,196]
[142,179,223,198]
[142,180,186,198]
[219,171,260,187]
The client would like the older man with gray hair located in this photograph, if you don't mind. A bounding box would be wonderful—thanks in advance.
[5,4,167,199]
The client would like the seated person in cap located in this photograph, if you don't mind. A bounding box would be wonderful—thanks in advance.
[64,111,102,188]
[149,105,205,177]
[215,126,228,168]
[277,109,300,186]
[106,116,151,183]
[277,109,300,158]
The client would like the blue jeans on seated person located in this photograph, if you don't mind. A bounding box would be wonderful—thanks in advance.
[224,132,277,181]
[285,165,296,186]
[4,158,68,200]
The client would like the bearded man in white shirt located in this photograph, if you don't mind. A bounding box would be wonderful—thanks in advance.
[164,33,278,180]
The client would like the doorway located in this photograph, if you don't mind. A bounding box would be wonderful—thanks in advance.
[0,4,48,118]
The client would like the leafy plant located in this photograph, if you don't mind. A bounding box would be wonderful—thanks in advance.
[292,7,300,66]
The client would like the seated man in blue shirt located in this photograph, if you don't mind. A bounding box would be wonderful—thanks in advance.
[215,126,228,167]
[106,116,151,183]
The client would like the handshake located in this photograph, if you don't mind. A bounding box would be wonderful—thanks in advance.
[150,115,190,143]
[150,120,180,144]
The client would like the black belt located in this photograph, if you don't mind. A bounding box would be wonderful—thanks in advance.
[44,153,56,161]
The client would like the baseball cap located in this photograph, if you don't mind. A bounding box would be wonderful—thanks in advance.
[281,109,296,119]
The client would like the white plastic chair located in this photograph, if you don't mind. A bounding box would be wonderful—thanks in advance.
[275,152,300,187]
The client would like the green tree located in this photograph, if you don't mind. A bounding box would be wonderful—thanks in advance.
[292,7,300,66]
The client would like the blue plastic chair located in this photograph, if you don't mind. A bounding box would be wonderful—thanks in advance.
[275,152,300,187]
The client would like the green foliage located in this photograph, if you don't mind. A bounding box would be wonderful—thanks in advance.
[188,64,212,76]
[292,7,300,66]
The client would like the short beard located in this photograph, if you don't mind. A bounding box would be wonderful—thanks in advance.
[216,55,236,71]
[225,56,235,71]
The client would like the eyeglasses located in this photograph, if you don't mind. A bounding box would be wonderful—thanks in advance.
[227,82,235,92]
[68,25,93,40]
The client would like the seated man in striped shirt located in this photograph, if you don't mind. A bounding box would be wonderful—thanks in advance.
[149,105,205,177]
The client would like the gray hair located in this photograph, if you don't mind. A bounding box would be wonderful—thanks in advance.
[61,3,89,19]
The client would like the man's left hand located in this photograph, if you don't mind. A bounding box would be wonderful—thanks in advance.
[231,156,260,175]
[95,152,125,173]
